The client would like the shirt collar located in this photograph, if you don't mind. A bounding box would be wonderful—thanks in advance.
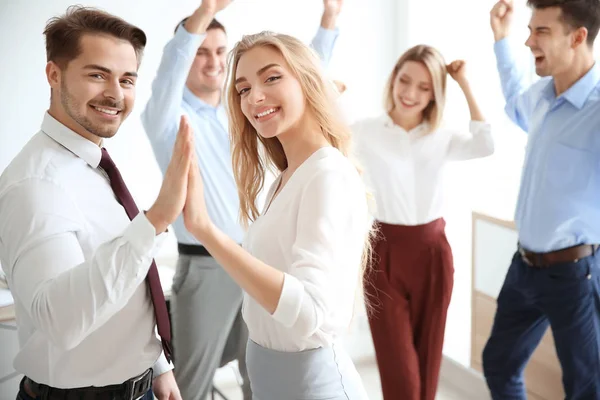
[183,86,223,113]
[40,112,103,168]
[382,113,395,128]
[382,113,429,134]
[544,62,600,109]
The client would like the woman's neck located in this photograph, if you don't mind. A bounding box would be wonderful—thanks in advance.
[278,118,330,175]
[388,107,423,131]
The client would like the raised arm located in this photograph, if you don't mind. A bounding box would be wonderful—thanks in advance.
[490,0,537,132]
[448,60,485,122]
[311,0,343,67]
[141,1,231,143]
[445,60,494,160]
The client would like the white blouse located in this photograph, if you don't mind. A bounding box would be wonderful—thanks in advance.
[242,147,371,352]
[352,115,494,225]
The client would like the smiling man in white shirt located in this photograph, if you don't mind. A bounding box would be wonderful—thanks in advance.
[0,6,194,400]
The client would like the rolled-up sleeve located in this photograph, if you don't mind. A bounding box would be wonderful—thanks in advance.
[446,120,495,161]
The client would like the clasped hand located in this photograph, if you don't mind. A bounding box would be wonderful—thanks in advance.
[146,115,212,240]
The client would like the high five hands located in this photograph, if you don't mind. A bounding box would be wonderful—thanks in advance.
[146,114,211,241]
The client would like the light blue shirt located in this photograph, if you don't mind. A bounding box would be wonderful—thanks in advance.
[494,38,600,252]
[142,26,339,245]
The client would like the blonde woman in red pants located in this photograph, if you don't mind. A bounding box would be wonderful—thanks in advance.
[352,45,494,400]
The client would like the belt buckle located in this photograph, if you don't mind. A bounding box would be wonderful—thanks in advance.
[518,247,533,266]
[127,370,150,400]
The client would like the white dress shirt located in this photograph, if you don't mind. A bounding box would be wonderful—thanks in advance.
[0,113,170,388]
[242,147,371,352]
[351,115,494,225]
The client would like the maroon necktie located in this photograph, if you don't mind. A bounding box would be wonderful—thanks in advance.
[99,148,173,363]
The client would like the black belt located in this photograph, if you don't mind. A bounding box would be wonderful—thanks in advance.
[178,243,211,257]
[23,368,152,400]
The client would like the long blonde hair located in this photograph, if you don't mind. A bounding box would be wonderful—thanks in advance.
[225,31,376,289]
[384,44,447,132]
[226,31,354,224]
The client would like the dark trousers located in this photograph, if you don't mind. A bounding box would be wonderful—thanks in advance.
[482,250,600,399]
[364,218,454,400]
[16,377,153,400]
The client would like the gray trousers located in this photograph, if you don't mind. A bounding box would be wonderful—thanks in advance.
[170,254,251,400]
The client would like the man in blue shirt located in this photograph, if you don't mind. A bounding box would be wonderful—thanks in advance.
[141,1,343,399]
[485,0,600,398]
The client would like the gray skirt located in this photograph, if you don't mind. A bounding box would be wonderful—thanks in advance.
[246,339,369,400]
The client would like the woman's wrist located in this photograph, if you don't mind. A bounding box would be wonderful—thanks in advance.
[192,220,217,244]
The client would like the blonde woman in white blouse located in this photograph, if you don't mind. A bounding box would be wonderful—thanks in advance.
[352,45,494,400]
[179,31,373,400]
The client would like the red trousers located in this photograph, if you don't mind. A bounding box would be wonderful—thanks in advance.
[364,218,454,400]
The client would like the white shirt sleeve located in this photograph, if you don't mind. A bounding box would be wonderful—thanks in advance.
[446,120,495,161]
[0,178,165,351]
[271,168,365,337]
[152,352,174,376]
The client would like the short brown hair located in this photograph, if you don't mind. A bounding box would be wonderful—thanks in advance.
[527,0,600,45]
[43,5,147,69]
[174,17,226,35]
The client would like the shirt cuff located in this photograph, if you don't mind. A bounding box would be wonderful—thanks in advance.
[271,273,304,327]
[314,26,339,52]
[469,120,491,134]
[123,213,167,261]
[152,352,173,377]
[317,26,339,39]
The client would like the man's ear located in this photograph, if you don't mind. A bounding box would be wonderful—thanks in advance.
[46,61,62,90]
[572,26,589,48]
